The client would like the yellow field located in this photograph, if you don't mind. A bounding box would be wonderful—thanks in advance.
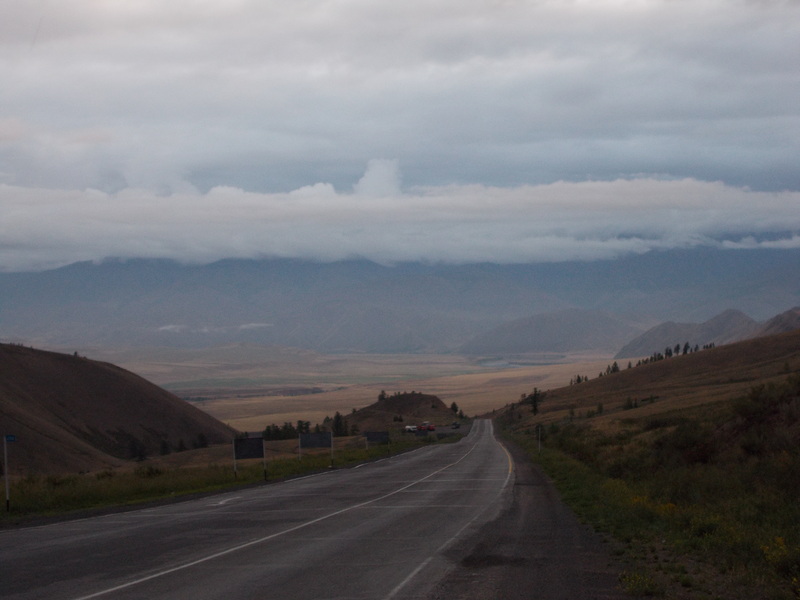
[89,346,613,432]
[117,351,612,432]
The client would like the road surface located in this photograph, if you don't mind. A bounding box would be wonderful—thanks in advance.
[3,420,625,599]
[2,420,515,600]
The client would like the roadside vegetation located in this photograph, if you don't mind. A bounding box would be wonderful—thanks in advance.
[498,334,800,599]
[0,432,460,526]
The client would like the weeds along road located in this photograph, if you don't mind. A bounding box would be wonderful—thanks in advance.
[3,420,511,600]
[2,420,624,600]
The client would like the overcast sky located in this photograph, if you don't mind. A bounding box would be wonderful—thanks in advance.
[1,0,799,272]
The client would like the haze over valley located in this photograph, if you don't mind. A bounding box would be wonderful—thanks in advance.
[3,250,799,435]
[2,248,798,356]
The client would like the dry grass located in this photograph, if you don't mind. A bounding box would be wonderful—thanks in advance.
[141,437,346,470]
[1,435,437,523]
[81,344,614,432]
[142,354,613,432]
[0,344,235,474]
[519,331,800,432]
[499,330,800,599]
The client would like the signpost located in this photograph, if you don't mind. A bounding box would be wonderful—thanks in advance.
[3,434,15,512]
[363,431,390,453]
[233,435,267,481]
[299,432,334,466]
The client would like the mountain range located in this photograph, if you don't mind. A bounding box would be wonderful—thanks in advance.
[614,307,800,359]
[458,308,646,355]
[1,247,799,355]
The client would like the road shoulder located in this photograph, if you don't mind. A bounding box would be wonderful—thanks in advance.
[426,434,627,600]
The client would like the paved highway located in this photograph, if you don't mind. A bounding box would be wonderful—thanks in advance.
[2,419,513,600]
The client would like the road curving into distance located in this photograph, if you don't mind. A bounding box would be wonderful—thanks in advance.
[2,419,624,599]
[3,420,513,600]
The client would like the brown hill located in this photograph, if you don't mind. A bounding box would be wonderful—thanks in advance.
[614,308,761,359]
[0,344,235,475]
[754,306,800,337]
[499,328,800,427]
[347,391,458,433]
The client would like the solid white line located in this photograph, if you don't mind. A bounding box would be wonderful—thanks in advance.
[69,439,482,600]
[382,420,515,600]
[208,495,241,506]
[384,557,434,600]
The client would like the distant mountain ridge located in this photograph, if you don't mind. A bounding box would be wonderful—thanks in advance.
[1,248,799,354]
[615,307,800,359]
[458,309,646,355]
[757,306,800,338]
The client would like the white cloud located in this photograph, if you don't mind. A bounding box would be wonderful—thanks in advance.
[721,235,800,251]
[157,325,188,333]
[353,159,401,197]
[0,1,798,270]
[237,323,272,330]
[1,172,798,271]
[1,0,797,194]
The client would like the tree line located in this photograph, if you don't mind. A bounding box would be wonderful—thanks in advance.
[261,410,355,440]
[569,341,717,385]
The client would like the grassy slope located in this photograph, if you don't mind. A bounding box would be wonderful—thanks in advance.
[0,432,462,526]
[497,329,800,599]
[0,344,236,474]
[346,391,460,433]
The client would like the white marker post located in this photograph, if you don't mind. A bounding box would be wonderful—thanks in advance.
[232,437,238,479]
[261,439,267,481]
[3,434,15,512]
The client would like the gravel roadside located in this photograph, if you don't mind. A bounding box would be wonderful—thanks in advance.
[426,435,628,600]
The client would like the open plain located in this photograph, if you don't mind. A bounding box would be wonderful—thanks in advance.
[87,346,614,431]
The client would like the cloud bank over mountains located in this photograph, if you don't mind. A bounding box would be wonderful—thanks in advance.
[1,0,798,271]
[2,171,800,272]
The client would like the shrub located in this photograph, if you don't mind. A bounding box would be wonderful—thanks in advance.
[501,374,800,598]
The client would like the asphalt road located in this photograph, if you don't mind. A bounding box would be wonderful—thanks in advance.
[2,419,516,600]
[425,435,626,600]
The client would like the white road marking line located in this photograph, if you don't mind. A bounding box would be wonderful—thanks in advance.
[384,557,434,600]
[382,420,515,600]
[208,496,241,506]
[69,438,483,600]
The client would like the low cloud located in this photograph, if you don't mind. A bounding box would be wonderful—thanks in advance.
[155,322,272,334]
[1,172,798,272]
[2,1,797,271]
[157,325,188,333]
[237,323,272,330]
[353,160,402,197]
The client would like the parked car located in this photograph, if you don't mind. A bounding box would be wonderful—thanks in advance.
[404,425,417,432]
